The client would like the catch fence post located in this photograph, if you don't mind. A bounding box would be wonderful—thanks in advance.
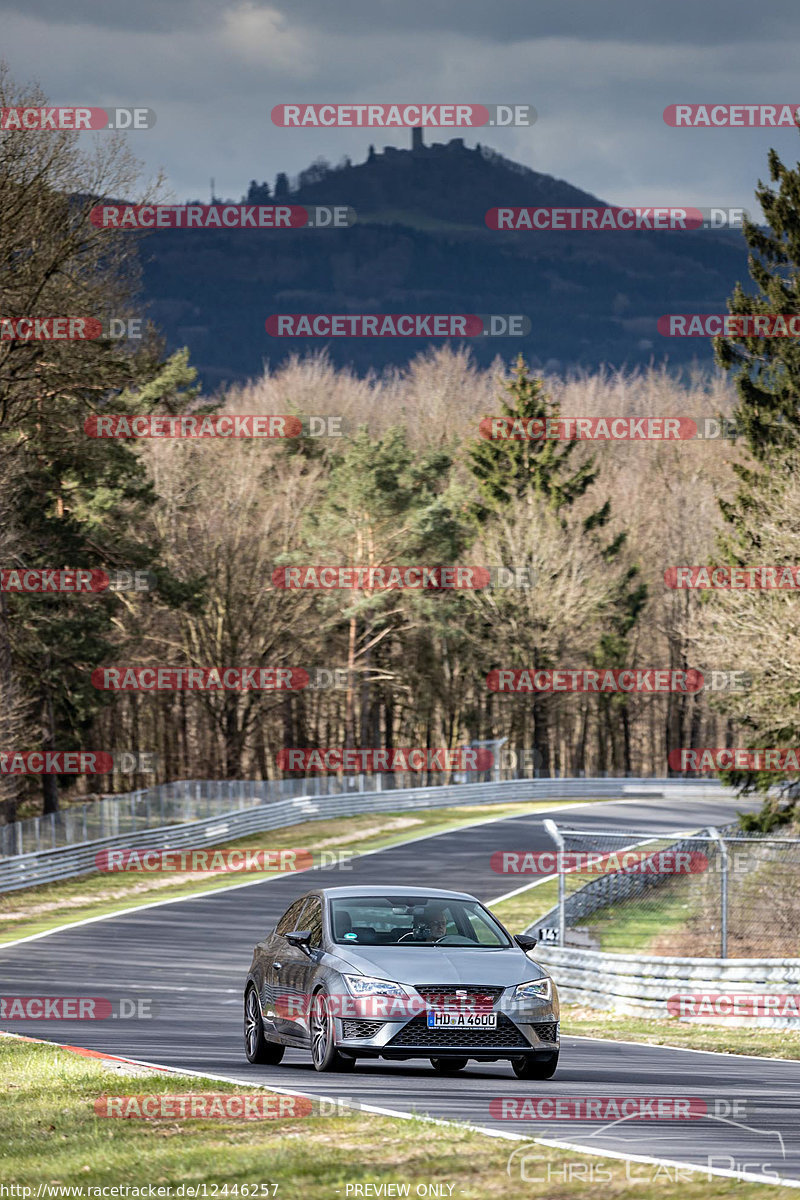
[708,827,728,958]
[543,818,566,946]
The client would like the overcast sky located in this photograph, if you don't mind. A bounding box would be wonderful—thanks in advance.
[3,0,799,208]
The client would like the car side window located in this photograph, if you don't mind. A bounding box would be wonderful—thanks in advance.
[276,897,309,937]
[304,898,323,949]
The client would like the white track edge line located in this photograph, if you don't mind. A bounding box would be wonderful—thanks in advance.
[566,1032,800,1066]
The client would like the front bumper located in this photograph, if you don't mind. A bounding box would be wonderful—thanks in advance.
[335,989,559,1058]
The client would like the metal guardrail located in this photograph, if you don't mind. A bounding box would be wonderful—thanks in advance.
[534,944,800,1026]
[0,774,396,856]
[0,776,734,894]
[0,770,738,858]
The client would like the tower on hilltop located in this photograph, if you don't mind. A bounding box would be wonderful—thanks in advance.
[412,126,424,153]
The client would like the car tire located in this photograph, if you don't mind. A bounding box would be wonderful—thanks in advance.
[244,985,286,1064]
[310,988,356,1072]
[511,1051,559,1079]
[430,1057,468,1074]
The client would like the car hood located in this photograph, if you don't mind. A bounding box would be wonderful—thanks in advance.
[330,945,547,986]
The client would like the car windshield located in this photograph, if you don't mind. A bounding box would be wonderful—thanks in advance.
[329,895,511,947]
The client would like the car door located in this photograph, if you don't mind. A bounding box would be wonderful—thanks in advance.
[285,895,325,1042]
[262,896,310,1037]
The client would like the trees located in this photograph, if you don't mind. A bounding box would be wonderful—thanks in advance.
[468,356,597,522]
[688,463,800,821]
[0,62,189,812]
[704,131,800,807]
[0,62,164,436]
[715,141,800,459]
[300,426,465,758]
[466,357,644,775]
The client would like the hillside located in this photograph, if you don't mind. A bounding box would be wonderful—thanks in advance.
[136,136,750,389]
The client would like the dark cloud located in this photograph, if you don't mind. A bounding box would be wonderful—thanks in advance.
[3,0,799,43]
[0,0,222,32]
[1,0,796,207]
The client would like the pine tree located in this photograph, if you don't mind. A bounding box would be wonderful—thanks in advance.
[467,356,644,775]
[710,136,800,809]
[468,356,598,521]
[3,351,199,813]
[715,143,800,461]
[298,426,465,754]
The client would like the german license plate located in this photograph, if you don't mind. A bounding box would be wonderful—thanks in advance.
[426,1010,497,1028]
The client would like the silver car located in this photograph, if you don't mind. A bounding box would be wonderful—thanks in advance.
[244,885,559,1078]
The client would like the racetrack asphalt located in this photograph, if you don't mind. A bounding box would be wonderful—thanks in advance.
[2,793,798,1187]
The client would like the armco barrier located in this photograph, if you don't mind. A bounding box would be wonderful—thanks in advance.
[534,944,800,1027]
[0,776,734,894]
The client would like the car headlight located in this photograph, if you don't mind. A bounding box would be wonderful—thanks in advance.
[343,974,408,998]
[513,977,552,1002]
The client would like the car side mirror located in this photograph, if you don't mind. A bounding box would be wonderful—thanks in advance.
[514,933,538,952]
[285,929,312,950]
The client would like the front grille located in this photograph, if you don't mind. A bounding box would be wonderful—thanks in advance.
[531,1021,559,1043]
[387,1013,529,1049]
[342,1019,385,1039]
[415,985,504,1008]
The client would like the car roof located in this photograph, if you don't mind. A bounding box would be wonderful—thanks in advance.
[309,885,477,901]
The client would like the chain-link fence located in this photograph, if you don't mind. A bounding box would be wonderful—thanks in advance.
[0,773,410,857]
[0,738,679,858]
[526,822,800,959]
[0,760,565,858]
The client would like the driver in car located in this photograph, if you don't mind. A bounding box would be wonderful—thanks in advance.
[420,904,448,941]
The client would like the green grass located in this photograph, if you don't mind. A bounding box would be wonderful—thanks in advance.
[0,1036,785,1196]
[0,799,589,945]
[490,879,560,933]
[358,209,480,233]
[561,1004,800,1060]
[578,877,701,952]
